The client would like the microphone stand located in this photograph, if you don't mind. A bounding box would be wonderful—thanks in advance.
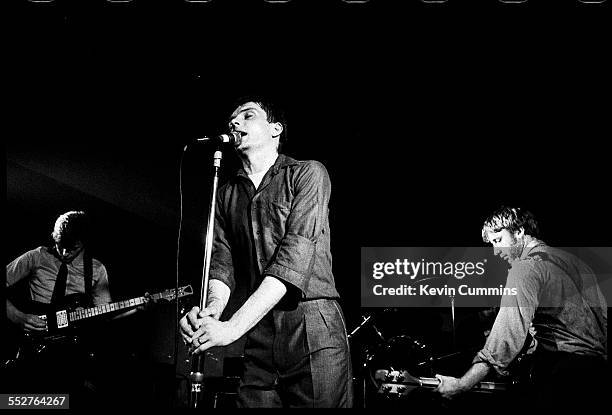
[188,148,223,408]
[449,295,456,351]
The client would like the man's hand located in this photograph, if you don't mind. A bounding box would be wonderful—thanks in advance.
[10,311,47,333]
[135,292,154,313]
[7,301,47,332]
[179,305,222,347]
[435,374,467,399]
[189,317,239,355]
[435,362,490,400]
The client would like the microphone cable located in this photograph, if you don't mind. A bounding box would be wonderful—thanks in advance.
[173,143,191,400]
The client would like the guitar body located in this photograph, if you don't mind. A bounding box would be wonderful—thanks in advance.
[28,293,91,332]
[371,367,534,410]
[4,285,194,370]
[4,294,94,370]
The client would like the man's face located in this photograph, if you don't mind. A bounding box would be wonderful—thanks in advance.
[486,229,524,264]
[228,102,281,153]
[56,241,83,262]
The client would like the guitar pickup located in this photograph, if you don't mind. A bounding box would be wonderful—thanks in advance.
[55,310,69,328]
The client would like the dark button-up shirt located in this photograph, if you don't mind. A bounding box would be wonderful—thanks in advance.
[210,154,339,301]
[474,242,608,376]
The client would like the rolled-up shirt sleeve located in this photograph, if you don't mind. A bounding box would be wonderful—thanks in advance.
[210,191,236,292]
[264,161,330,295]
[473,262,540,376]
[7,249,39,288]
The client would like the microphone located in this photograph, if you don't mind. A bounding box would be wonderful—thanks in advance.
[195,131,242,146]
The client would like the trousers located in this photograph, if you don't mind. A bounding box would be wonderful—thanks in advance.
[236,299,353,408]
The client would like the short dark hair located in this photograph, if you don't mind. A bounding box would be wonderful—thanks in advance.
[230,95,288,150]
[481,206,540,243]
[51,211,90,248]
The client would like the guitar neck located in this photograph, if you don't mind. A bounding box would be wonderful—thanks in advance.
[67,287,190,323]
[418,377,507,391]
[375,370,509,394]
[69,296,147,322]
[418,377,441,387]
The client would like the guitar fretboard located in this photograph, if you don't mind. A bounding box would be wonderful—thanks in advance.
[375,370,509,395]
[67,289,185,322]
[69,296,147,321]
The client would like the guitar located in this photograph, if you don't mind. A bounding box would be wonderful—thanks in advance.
[5,285,193,368]
[374,369,512,397]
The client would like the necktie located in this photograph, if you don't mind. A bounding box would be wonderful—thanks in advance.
[51,262,68,304]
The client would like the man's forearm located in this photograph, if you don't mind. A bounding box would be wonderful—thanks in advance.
[6,299,22,323]
[206,279,231,319]
[459,362,490,390]
[227,276,287,337]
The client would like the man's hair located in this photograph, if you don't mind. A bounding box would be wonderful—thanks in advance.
[481,206,540,243]
[230,95,288,150]
[51,211,90,248]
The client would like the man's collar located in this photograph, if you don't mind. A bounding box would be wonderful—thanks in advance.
[46,245,84,265]
[520,238,547,260]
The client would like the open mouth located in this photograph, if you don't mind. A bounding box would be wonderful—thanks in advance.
[230,130,247,146]
[232,131,247,141]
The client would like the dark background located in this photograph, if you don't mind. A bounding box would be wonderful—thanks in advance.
[5,0,610,408]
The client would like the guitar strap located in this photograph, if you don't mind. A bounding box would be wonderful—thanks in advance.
[83,248,93,307]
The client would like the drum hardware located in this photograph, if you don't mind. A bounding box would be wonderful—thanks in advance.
[350,306,490,407]
[347,311,390,374]
[348,308,398,342]
[347,311,387,408]
[348,314,375,340]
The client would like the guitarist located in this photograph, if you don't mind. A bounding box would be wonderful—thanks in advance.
[6,211,111,333]
[4,210,139,401]
[434,207,607,410]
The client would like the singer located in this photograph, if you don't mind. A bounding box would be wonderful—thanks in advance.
[179,96,353,407]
